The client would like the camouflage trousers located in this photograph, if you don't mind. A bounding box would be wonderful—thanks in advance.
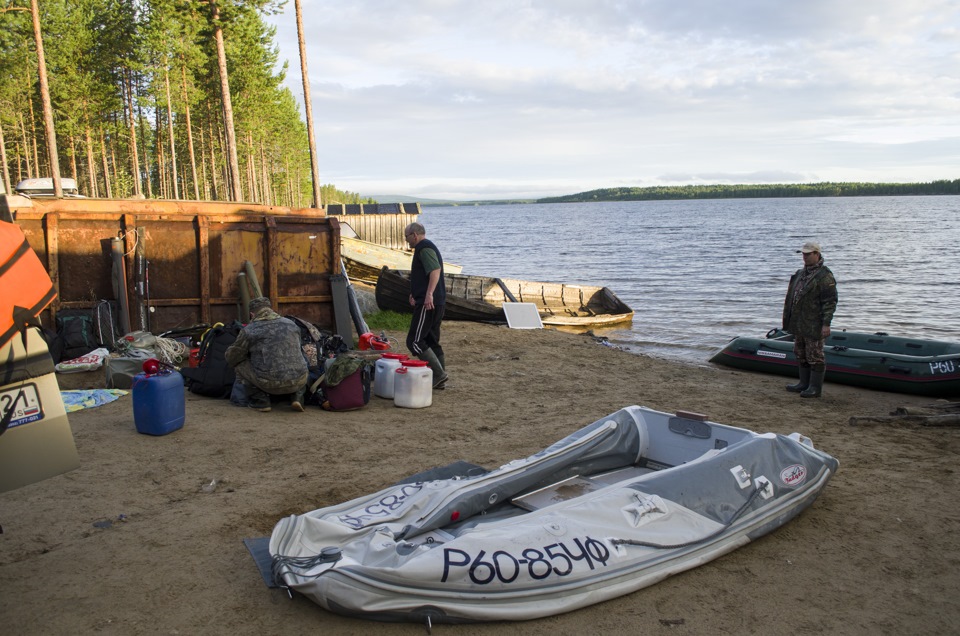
[794,335,826,368]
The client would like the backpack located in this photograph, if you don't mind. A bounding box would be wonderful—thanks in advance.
[284,315,327,370]
[55,309,98,361]
[180,321,243,398]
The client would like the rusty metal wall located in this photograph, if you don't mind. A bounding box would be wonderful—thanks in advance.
[11,198,341,334]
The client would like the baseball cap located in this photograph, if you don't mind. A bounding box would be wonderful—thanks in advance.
[798,241,821,254]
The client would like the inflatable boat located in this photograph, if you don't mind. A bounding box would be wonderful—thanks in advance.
[269,406,838,624]
[710,329,960,397]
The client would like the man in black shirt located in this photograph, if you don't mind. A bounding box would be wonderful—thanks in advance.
[404,223,448,389]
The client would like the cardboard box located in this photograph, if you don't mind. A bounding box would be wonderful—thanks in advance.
[0,327,80,493]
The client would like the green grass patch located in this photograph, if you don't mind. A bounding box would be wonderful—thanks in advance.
[364,310,411,332]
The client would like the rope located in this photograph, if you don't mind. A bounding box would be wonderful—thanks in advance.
[153,337,189,366]
[271,552,341,596]
[117,228,140,256]
[610,485,766,550]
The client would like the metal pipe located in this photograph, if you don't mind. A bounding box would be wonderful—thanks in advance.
[110,237,132,335]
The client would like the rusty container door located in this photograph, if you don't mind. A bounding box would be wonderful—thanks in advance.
[11,198,340,335]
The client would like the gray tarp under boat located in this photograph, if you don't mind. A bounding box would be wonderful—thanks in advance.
[269,406,838,624]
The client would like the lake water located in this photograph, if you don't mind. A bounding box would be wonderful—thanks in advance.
[420,196,960,365]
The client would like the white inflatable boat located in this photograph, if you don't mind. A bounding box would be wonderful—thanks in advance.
[269,406,839,624]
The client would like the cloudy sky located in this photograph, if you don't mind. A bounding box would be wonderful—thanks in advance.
[266,1,960,200]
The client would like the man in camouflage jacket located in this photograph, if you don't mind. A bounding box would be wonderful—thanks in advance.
[225,296,308,412]
[782,242,838,398]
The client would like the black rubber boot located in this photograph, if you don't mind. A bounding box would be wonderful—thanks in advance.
[786,366,811,393]
[801,369,825,398]
[418,348,449,389]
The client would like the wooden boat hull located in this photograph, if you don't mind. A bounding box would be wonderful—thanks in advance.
[375,267,634,329]
[710,329,960,397]
[270,405,838,623]
[341,237,462,285]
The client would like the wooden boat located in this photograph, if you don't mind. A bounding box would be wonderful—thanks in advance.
[269,405,838,624]
[339,223,462,285]
[375,267,634,328]
[341,236,463,285]
[710,328,960,397]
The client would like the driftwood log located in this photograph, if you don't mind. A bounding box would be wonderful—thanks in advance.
[849,400,960,427]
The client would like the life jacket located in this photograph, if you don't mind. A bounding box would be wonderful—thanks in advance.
[0,221,57,350]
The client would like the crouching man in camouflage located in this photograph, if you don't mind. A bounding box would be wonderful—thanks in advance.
[782,242,838,398]
[225,296,308,412]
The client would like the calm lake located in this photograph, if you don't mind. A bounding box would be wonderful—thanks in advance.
[420,196,960,365]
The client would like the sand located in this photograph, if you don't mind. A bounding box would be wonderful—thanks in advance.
[1,321,958,635]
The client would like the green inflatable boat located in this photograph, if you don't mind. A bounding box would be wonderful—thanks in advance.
[710,329,960,397]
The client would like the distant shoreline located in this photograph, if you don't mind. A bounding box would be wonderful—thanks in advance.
[390,179,960,206]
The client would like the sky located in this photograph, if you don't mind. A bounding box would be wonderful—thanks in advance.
[266,1,960,201]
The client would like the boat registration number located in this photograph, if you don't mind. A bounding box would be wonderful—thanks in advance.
[930,360,956,375]
[442,536,611,585]
[0,383,44,429]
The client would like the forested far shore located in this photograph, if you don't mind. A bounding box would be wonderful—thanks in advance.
[537,180,960,203]
[0,0,373,207]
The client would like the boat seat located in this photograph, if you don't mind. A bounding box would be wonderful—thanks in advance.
[511,464,663,511]
[511,475,602,511]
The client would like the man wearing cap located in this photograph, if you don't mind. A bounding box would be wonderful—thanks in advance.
[225,296,309,412]
[782,242,838,398]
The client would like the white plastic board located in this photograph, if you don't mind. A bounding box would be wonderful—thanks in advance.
[502,302,543,329]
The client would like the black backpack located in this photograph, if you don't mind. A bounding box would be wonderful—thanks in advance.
[55,309,98,361]
[180,321,243,398]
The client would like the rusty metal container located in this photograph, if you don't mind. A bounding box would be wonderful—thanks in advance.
[8,197,344,335]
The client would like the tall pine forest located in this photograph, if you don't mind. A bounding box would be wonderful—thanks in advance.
[0,0,370,206]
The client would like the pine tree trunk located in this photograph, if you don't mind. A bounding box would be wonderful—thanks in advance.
[30,0,62,195]
[26,98,39,177]
[100,128,113,198]
[164,65,179,199]
[210,2,241,201]
[18,112,30,180]
[181,62,200,200]
[155,104,166,198]
[260,140,270,205]
[68,137,77,180]
[206,119,219,200]
[84,125,97,197]
[139,90,152,198]
[246,131,256,202]
[0,122,10,194]
[125,72,142,196]
[294,0,322,208]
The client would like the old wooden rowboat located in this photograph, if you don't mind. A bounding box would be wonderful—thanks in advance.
[710,328,960,397]
[339,223,462,285]
[375,267,634,328]
[269,405,838,624]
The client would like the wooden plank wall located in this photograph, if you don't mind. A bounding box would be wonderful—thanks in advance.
[328,202,420,250]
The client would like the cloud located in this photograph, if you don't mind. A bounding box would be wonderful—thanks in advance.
[268,1,960,199]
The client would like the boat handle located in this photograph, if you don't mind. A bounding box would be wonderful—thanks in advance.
[737,347,755,354]
[888,366,911,375]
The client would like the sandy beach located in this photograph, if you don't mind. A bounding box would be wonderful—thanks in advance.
[1,321,958,635]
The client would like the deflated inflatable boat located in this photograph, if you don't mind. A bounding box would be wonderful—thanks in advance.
[269,406,839,624]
